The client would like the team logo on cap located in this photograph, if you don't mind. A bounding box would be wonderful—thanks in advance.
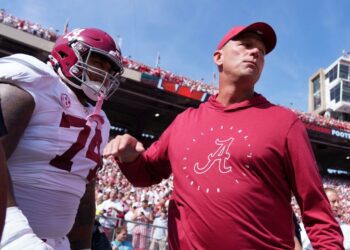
[60,93,71,109]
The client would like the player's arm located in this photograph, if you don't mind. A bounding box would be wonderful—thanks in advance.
[0,83,57,249]
[0,102,7,240]
[0,83,35,207]
[0,143,7,241]
[68,180,96,250]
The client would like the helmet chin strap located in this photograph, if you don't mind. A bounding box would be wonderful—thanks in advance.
[82,70,105,128]
[81,79,106,102]
[80,69,108,102]
[86,93,105,129]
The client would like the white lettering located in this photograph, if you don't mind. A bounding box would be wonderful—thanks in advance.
[331,129,350,139]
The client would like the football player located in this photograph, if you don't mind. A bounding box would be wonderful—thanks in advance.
[0,27,123,249]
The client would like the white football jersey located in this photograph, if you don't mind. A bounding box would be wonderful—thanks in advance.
[0,54,111,238]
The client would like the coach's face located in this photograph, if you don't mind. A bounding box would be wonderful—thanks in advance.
[215,32,266,87]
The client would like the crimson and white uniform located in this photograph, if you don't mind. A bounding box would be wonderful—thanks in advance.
[0,54,110,239]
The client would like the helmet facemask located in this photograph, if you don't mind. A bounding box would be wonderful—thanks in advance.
[67,41,123,101]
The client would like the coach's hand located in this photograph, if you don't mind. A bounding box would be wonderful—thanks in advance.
[103,134,145,163]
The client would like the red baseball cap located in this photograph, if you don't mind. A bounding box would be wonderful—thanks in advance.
[216,22,277,54]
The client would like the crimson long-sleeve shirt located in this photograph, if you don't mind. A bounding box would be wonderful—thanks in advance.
[118,94,344,250]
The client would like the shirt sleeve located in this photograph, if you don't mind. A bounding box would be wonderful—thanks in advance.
[285,119,344,250]
[117,121,173,187]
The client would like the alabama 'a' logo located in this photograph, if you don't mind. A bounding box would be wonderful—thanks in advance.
[194,137,233,174]
[180,125,253,193]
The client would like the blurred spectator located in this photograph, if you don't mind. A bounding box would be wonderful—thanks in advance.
[111,226,133,250]
[96,194,105,216]
[124,203,138,242]
[99,188,125,240]
[149,208,168,250]
[132,200,153,250]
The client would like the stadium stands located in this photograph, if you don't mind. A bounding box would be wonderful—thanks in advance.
[121,56,218,100]
[0,9,57,41]
[293,109,350,132]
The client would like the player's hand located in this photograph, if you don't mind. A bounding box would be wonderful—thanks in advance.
[103,134,145,163]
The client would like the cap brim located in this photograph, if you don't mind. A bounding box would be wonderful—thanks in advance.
[217,22,277,55]
[239,22,276,54]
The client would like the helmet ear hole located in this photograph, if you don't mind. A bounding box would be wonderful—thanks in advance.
[58,51,68,59]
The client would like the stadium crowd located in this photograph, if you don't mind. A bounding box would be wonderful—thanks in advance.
[122,56,218,96]
[95,157,171,249]
[293,109,350,131]
[97,157,350,249]
[0,9,57,41]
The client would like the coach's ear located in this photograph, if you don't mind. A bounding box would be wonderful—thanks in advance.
[213,49,223,68]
